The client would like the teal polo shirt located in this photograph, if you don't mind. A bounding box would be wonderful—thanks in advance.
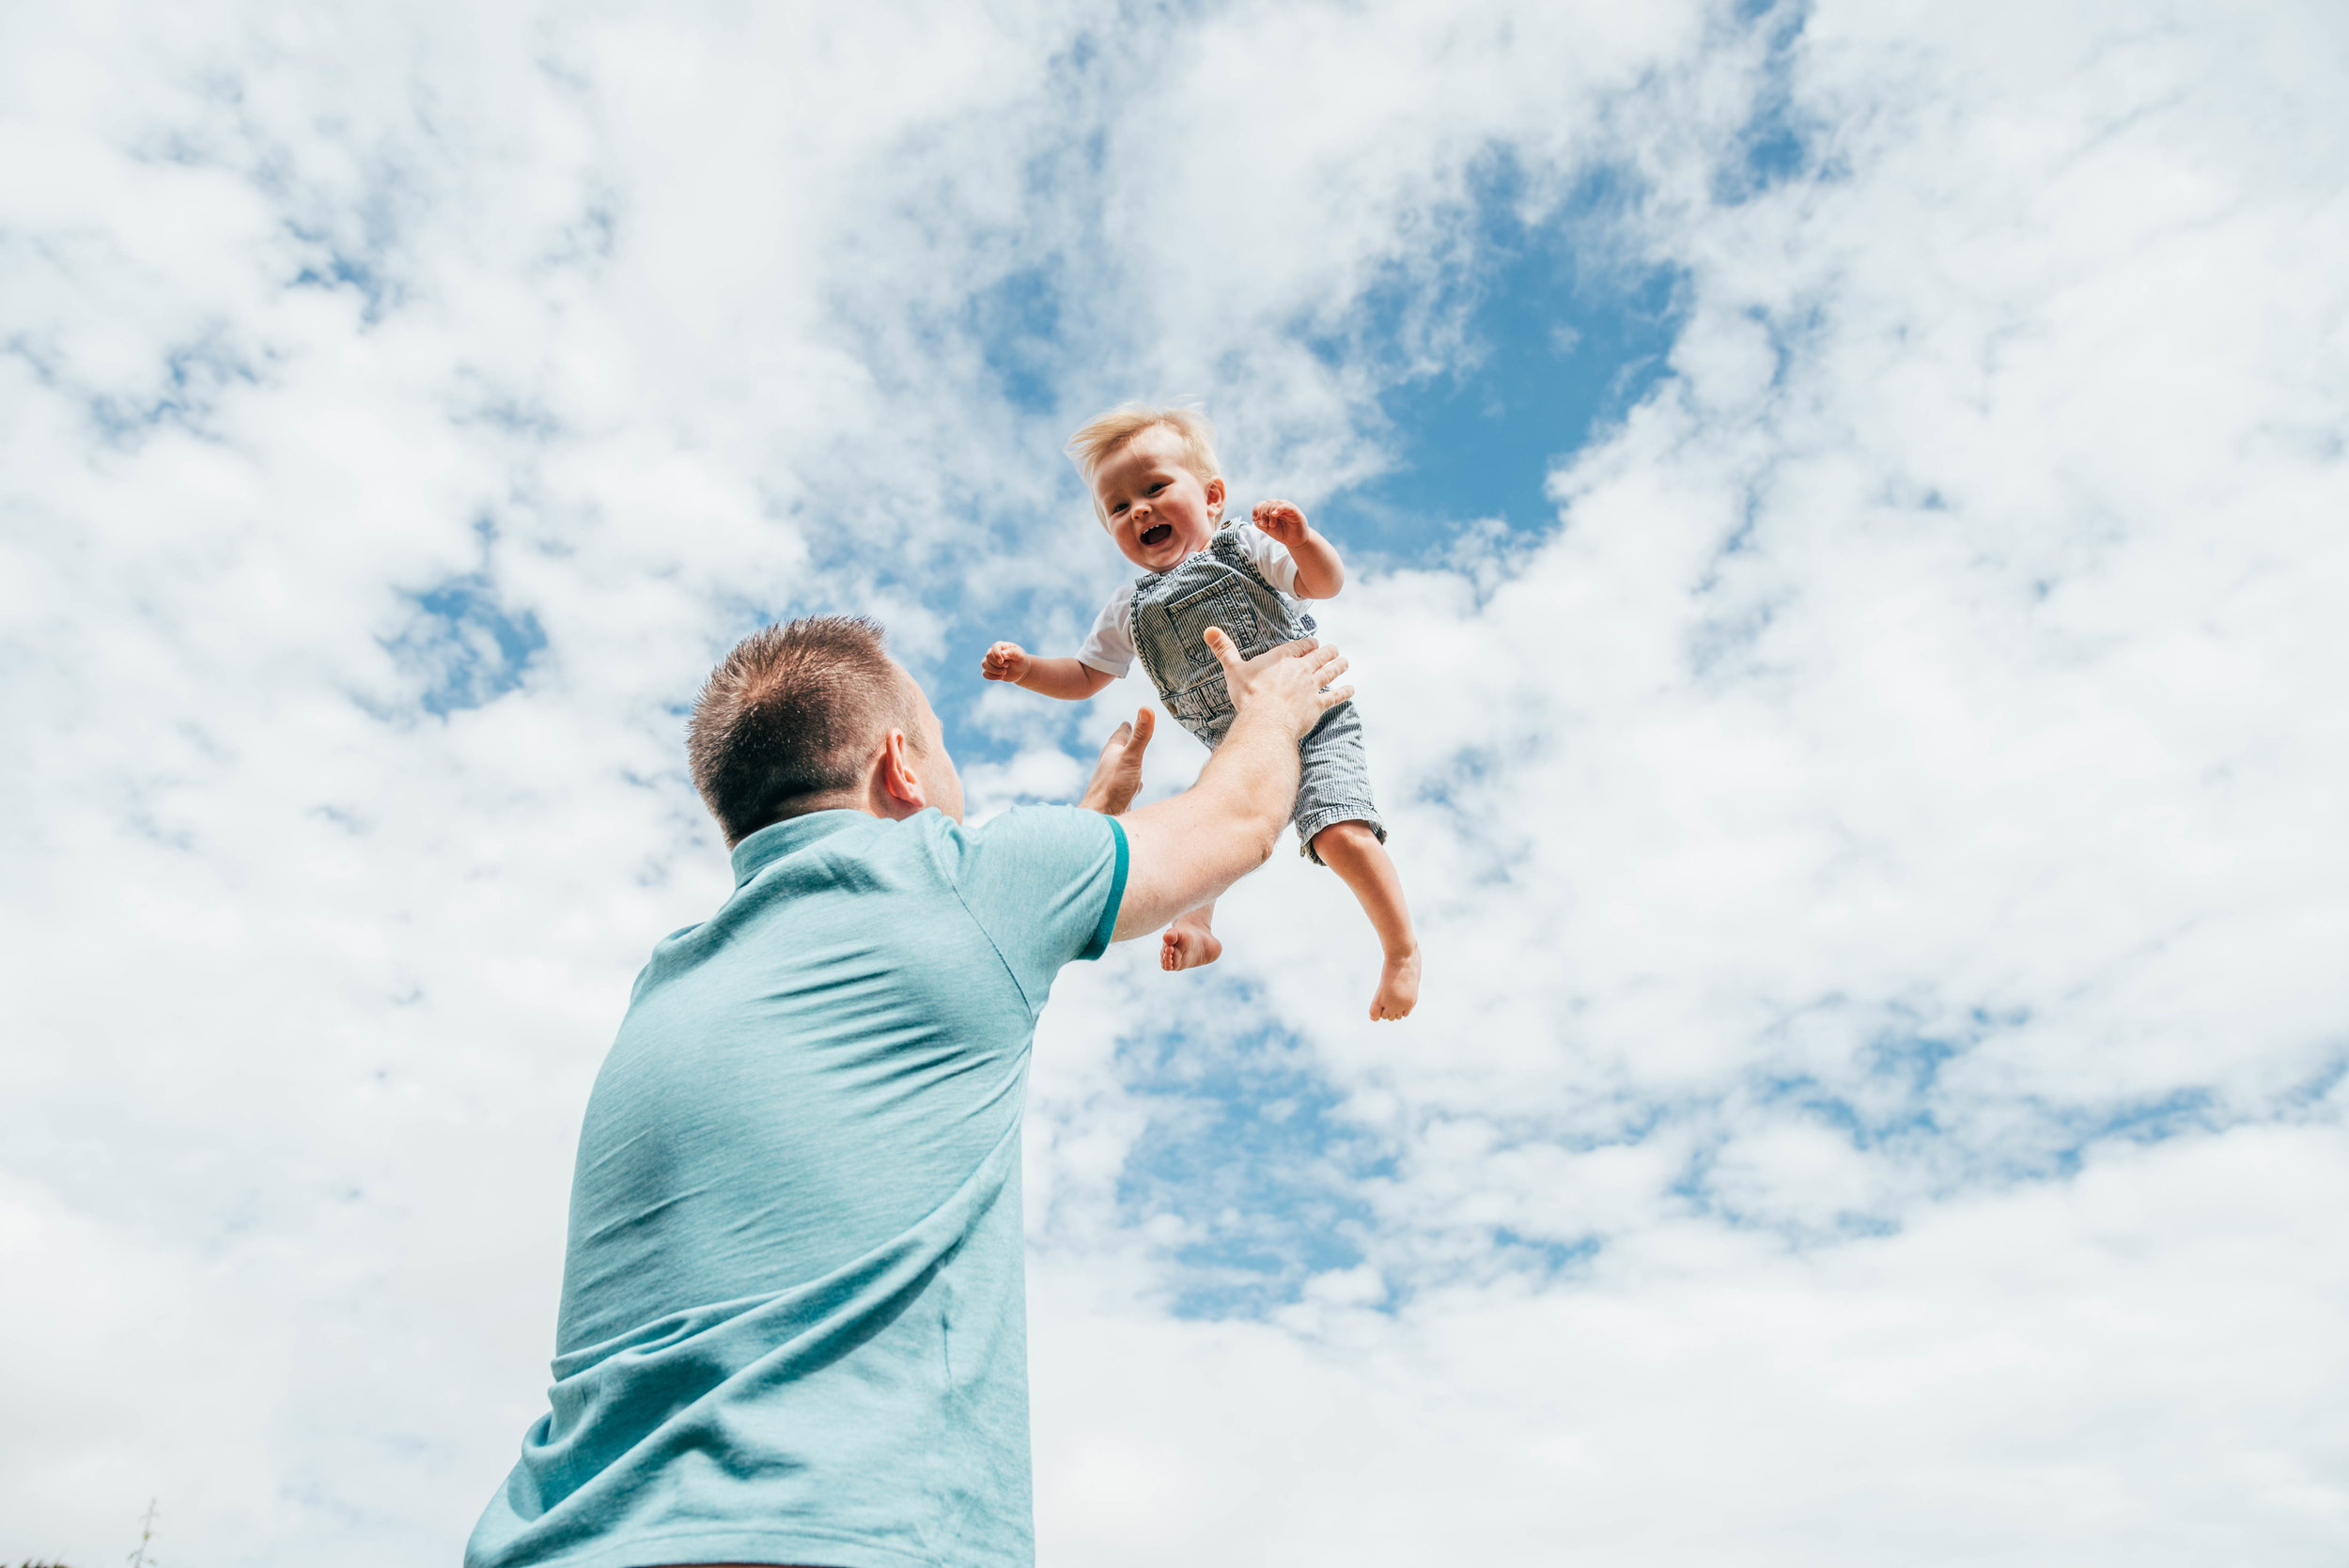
[467,804,1128,1568]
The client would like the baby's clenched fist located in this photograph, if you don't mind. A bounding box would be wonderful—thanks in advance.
[981,642,1031,683]
[1251,500,1310,546]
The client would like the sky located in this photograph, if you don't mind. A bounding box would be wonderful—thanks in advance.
[3,1,2346,1563]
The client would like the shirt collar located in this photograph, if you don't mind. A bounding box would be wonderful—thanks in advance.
[729,809,872,888]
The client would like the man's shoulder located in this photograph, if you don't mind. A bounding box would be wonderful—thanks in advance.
[721,806,1115,921]
[948,806,1123,897]
[949,803,1115,857]
[950,806,1127,981]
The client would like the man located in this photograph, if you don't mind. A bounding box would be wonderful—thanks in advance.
[467,613,1350,1568]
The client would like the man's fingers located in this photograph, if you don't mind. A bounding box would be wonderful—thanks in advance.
[1319,682,1356,708]
[1205,625,1240,672]
[1082,707,1159,815]
[1296,642,1343,680]
[1109,706,1154,761]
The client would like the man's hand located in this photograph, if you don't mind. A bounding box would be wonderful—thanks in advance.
[981,642,1031,683]
[1251,500,1310,548]
[1206,627,1350,739]
[1079,707,1155,815]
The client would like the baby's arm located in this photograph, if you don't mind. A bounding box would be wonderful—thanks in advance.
[982,642,1115,701]
[1251,501,1345,599]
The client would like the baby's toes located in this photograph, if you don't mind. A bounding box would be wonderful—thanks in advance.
[1159,926,1224,973]
[1369,960,1421,1020]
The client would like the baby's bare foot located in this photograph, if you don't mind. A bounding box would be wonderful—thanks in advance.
[1369,948,1421,1021]
[1161,922,1223,972]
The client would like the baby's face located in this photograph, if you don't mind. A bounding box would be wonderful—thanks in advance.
[1093,425,1223,575]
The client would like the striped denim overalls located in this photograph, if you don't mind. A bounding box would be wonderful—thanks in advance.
[1128,526,1384,860]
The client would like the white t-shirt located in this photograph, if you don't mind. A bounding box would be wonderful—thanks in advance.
[1076,523,1301,677]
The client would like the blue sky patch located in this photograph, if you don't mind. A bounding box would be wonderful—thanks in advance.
[1113,1015,1391,1319]
[972,265,1065,416]
[1716,5,1817,205]
[1316,161,1686,560]
[389,573,547,716]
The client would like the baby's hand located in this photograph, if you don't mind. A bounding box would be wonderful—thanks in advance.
[981,642,1031,683]
[1252,500,1310,547]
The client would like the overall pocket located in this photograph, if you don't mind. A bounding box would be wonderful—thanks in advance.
[1164,579,1265,665]
[1168,671,1234,728]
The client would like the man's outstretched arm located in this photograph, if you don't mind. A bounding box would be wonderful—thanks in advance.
[1111,628,1350,941]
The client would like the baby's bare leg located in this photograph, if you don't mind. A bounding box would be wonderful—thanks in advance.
[1310,822,1420,1020]
[1161,900,1222,972]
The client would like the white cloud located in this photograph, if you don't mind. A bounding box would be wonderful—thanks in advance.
[1033,1120,2349,1563]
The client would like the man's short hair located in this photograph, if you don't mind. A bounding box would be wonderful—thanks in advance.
[688,615,921,846]
[1066,402,1225,527]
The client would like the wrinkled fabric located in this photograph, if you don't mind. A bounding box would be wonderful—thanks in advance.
[467,805,1127,1568]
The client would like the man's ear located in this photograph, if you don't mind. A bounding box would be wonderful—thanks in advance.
[878,729,927,814]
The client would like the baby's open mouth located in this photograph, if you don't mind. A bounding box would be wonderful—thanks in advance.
[1139,522,1174,548]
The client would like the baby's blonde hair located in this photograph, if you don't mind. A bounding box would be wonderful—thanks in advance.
[1067,403,1225,527]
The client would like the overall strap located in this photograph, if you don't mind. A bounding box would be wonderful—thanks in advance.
[1211,522,1283,598]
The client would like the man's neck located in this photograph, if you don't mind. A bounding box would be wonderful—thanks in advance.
[739,795,870,845]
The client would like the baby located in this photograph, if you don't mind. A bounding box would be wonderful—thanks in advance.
[983,404,1421,1021]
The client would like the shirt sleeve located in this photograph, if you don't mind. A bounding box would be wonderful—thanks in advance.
[1234,523,1300,594]
[952,806,1128,1012]
[1075,585,1136,676]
